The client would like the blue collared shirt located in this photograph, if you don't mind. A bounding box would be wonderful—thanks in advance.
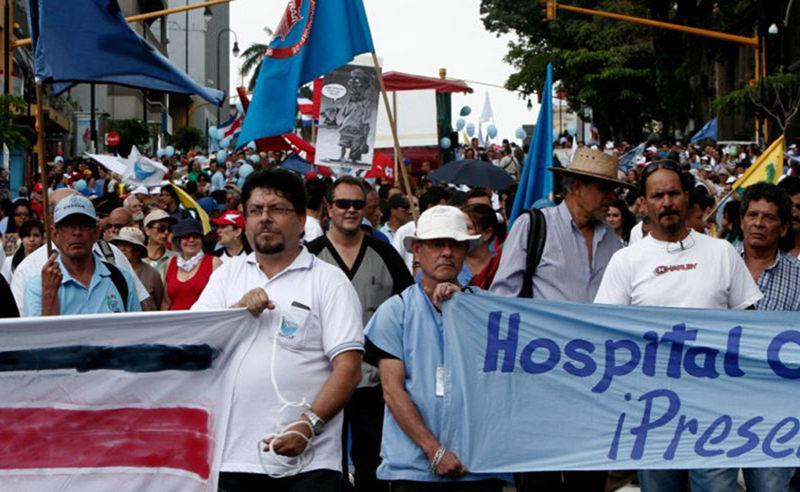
[491,201,622,301]
[365,281,508,483]
[738,247,800,311]
[24,255,140,316]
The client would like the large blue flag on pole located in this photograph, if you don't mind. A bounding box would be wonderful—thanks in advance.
[27,0,223,105]
[237,0,374,147]
[690,117,717,144]
[509,64,554,224]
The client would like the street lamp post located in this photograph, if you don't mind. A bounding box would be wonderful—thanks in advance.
[216,28,239,126]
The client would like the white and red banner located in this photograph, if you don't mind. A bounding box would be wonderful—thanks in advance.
[0,309,258,491]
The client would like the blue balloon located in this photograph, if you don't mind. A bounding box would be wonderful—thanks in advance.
[460,106,472,117]
[237,177,246,189]
[487,124,498,139]
[208,127,218,140]
[247,141,257,151]
[515,128,527,140]
[73,179,87,192]
[54,156,64,163]
[220,137,231,149]
[156,149,166,158]
[440,137,451,149]
[238,163,254,178]
[466,123,476,137]
[456,118,466,131]
[249,154,261,164]
[216,150,227,162]
[196,155,207,166]
[165,146,175,158]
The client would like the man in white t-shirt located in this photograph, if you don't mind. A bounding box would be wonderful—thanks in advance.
[192,168,363,492]
[595,160,762,491]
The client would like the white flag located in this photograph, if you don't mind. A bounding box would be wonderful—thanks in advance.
[87,146,167,187]
[0,309,258,492]
[478,92,494,147]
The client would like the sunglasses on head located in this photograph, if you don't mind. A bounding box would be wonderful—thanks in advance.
[333,199,366,210]
[641,159,681,180]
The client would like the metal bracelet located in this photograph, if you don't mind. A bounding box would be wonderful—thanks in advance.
[430,445,446,472]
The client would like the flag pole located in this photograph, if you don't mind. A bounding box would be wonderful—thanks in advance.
[369,52,418,222]
[35,81,52,256]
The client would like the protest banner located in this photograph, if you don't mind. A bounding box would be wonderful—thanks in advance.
[441,293,800,472]
[316,63,380,169]
[0,309,258,491]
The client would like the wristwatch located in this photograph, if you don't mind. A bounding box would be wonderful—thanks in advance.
[303,409,326,436]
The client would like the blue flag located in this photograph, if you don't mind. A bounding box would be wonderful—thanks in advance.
[27,0,223,105]
[690,117,718,144]
[509,64,554,224]
[237,0,374,146]
[619,142,645,172]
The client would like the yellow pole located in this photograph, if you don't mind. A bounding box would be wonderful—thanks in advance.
[11,0,233,49]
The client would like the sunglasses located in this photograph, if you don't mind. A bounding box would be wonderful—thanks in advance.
[641,160,681,180]
[151,224,171,233]
[333,199,366,210]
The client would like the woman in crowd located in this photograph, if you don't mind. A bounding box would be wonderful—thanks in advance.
[606,198,637,245]
[1,219,43,284]
[162,218,221,310]
[459,203,499,286]
[111,226,164,311]
[2,200,35,257]
[143,209,178,279]
[718,200,744,247]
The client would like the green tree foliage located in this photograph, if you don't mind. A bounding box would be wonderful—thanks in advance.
[107,119,152,157]
[172,126,204,153]
[240,28,274,93]
[715,73,800,138]
[480,0,761,142]
[0,95,29,150]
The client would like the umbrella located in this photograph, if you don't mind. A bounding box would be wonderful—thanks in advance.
[429,159,514,190]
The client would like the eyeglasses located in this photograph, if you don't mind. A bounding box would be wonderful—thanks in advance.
[333,199,366,210]
[246,205,297,218]
[56,221,95,232]
[106,223,126,231]
[151,224,171,233]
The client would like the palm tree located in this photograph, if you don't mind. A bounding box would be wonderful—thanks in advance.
[239,27,273,93]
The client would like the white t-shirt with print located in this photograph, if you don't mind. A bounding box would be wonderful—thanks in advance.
[191,248,364,475]
[594,229,762,309]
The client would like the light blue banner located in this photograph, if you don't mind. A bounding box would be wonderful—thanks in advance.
[441,294,800,472]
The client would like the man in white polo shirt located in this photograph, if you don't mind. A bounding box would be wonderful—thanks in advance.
[595,160,762,492]
[192,168,363,492]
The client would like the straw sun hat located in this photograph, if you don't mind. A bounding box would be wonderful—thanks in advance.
[549,148,633,189]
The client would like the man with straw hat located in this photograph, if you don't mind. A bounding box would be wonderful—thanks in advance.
[491,147,633,491]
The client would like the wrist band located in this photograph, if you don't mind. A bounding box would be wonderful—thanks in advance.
[430,445,446,472]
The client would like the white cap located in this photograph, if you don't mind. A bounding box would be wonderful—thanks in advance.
[404,205,481,252]
[132,185,150,195]
[53,194,97,224]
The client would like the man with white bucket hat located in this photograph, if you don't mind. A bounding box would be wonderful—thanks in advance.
[364,205,508,491]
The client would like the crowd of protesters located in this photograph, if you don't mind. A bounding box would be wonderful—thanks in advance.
[2,134,800,492]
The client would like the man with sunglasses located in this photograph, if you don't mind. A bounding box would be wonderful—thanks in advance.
[24,194,140,316]
[595,160,762,492]
[307,176,413,492]
[490,148,631,491]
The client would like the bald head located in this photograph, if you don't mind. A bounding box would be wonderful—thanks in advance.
[108,207,134,227]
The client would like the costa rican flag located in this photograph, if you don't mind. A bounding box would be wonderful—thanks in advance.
[218,111,242,140]
[0,310,258,491]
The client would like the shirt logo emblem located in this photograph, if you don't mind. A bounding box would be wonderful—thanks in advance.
[106,293,122,313]
[654,263,698,275]
[279,318,299,339]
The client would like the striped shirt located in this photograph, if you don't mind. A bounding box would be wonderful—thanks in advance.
[491,201,622,301]
[738,247,800,311]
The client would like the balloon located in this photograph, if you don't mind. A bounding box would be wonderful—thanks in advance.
[566,123,577,136]
[208,127,218,140]
[165,146,175,158]
[487,124,498,139]
[515,128,527,140]
[220,137,231,149]
[54,156,64,163]
[466,123,476,137]
[247,141,257,151]
[249,154,261,164]
[156,149,165,158]
[455,118,466,131]
[216,150,227,162]
[238,163,254,178]
[237,177,246,189]
[460,106,472,117]
[440,137,451,149]
[73,179,87,192]
[196,155,207,166]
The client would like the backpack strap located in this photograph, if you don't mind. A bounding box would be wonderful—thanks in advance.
[520,208,547,299]
[97,240,116,264]
[103,261,129,312]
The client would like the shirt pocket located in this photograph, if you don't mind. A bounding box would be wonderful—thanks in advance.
[363,273,393,321]
[276,305,311,352]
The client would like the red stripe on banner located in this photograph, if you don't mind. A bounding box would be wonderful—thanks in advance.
[0,407,212,479]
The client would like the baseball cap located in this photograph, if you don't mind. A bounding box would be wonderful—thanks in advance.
[144,209,178,228]
[110,227,147,252]
[172,219,205,240]
[132,186,150,195]
[403,205,481,252]
[211,210,245,229]
[54,194,97,224]
[198,196,226,214]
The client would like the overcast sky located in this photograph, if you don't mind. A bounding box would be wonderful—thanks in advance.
[228,0,540,145]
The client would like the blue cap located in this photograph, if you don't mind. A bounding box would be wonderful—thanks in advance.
[198,197,226,214]
[53,194,97,224]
